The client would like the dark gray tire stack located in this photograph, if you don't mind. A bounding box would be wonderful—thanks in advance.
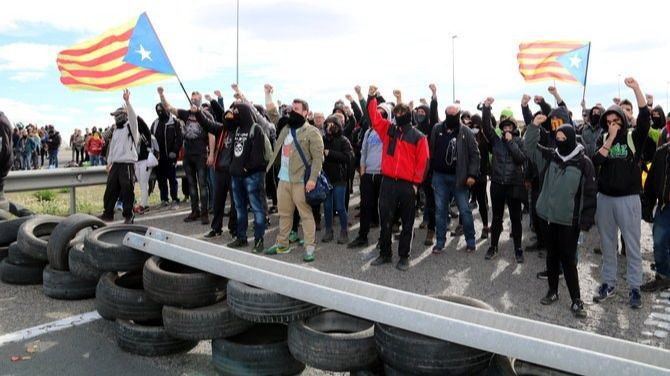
[17,215,62,261]
[47,213,105,271]
[162,300,252,341]
[212,324,305,376]
[0,241,46,285]
[288,310,379,372]
[227,280,321,323]
[374,295,496,375]
[42,265,97,300]
[115,319,198,357]
[85,225,149,272]
[95,271,162,321]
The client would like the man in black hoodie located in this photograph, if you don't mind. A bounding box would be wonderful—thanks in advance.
[194,102,268,253]
[0,111,12,210]
[151,103,183,208]
[416,84,440,245]
[592,77,649,309]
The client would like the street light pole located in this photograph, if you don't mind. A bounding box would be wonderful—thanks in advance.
[236,0,240,85]
[617,74,621,98]
[452,34,457,103]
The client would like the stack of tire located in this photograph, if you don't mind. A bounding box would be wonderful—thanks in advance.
[0,215,60,285]
[43,213,109,300]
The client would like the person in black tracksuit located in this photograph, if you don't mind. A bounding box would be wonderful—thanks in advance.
[470,114,491,238]
[197,97,237,239]
[481,97,527,263]
[416,102,437,244]
[152,103,183,205]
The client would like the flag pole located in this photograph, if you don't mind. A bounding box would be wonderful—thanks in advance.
[581,42,592,104]
[143,12,192,105]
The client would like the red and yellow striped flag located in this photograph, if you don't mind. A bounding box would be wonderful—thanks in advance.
[57,13,176,91]
[517,40,590,84]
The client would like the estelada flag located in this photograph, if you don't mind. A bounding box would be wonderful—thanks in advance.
[517,40,591,86]
[57,12,176,91]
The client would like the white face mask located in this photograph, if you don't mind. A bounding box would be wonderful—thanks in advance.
[472,128,480,135]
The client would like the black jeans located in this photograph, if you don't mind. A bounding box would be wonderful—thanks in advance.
[489,182,522,249]
[358,173,382,239]
[183,154,208,214]
[156,159,178,202]
[472,176,489,227]
[103,163,135,219]
[379,177,416,259]
[211,169,237,234]
[543,221,581,301]
[266,164,278,207]
[421,174,436,231]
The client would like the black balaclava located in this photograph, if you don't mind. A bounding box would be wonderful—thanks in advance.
[114,113,127,128]
[155,103,169,122]
[590,112,601,127]
[288,111,306,129]
[395,112,412,127]
[445,112,460,131]
[556,124,577,156]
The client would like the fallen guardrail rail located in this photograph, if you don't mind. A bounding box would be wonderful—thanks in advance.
[5,164,184,214]
[123,227,670,376]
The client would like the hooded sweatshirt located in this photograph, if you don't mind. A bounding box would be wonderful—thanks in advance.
[649,105,666,145]
[152,104,183,161]
[105,103,139,164]
[322,115,354,185]
[592,105,650,196]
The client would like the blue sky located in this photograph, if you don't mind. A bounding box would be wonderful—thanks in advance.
[1,0,668,139]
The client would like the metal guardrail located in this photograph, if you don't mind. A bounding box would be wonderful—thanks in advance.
[5,164,184,214]
[124,228,670,376]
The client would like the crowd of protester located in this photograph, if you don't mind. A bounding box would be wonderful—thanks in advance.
[2,76,669,320]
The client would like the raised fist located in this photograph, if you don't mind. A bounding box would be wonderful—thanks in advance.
[345,94,354,102]
[484,97,495,106]
[214,90,222,97]
[354,85,361,94]
[368,85,378,96]
[533,95,544,104]
[157,86,164,95]
[521,94,531,106]
[548,86,557,95]
[429,83,437,94]
[624,77,639,89]
[264,84,273,94]
[533,114,547,126]
[393,89,401,98]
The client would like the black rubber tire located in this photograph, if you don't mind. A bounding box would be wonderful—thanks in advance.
[162,300,253,341]
[85,225,149,272]
[212,324,306,376]
[287,310,378,372]
[17,215,62,261]
[9,202,34,217]
[95,271,162,321]
[115,319,198,357]
[43,265,97,300]
[514,359,577,376]
[143,256,227,308]
[68,243,104,282]
[7,241,46,266]
[47,213,105,271]
[0,216,33,246]
[0,245,7,261]
[0,258,44,285]
[227,280,321,323]
[374,295,495,376]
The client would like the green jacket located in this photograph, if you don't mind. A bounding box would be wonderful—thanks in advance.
[266,108,324,184]
[535,144,597,228]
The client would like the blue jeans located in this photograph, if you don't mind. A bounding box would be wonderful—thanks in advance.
[432,172,476,249]
[90,155,101,166]
[48,150,58,168]
[231,172,266,242]
[21,155,32,170]
[208,166,215,209]
[653,206,670,279]
[324,185,348,232]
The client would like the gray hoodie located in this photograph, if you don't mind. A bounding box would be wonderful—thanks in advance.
[360,128,382,174]
[105,103,139,164]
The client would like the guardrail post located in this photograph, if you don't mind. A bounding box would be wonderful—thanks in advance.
[69,187,76,214]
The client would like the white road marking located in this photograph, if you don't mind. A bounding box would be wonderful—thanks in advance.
[0,311,101,347]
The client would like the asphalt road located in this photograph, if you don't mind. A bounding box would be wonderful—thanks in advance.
[0,187,667,375]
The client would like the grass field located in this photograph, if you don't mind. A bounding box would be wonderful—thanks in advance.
[7,185,165,216]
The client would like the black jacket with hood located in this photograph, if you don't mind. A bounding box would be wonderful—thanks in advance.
[593,105,650,196]
[482,105,526,186]
[152,103,183,161]
[471,114,491,177]
[322,115,354,186]
[195,102,266,177]
[642,143,670,221]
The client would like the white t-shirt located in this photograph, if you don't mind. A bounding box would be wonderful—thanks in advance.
[278,132,293,182]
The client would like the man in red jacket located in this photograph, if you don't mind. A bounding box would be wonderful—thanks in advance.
[367,85,430,271]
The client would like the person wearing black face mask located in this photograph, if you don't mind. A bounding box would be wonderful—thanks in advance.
[429,100,480,255]
[481,97,527,263]
[151,102,183,208]
[470,114,491,239]
[366,85,429,271]
[529,121,597,319]
[99,89,139,224]
[415,94,437,244]
[579,105,604,160]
